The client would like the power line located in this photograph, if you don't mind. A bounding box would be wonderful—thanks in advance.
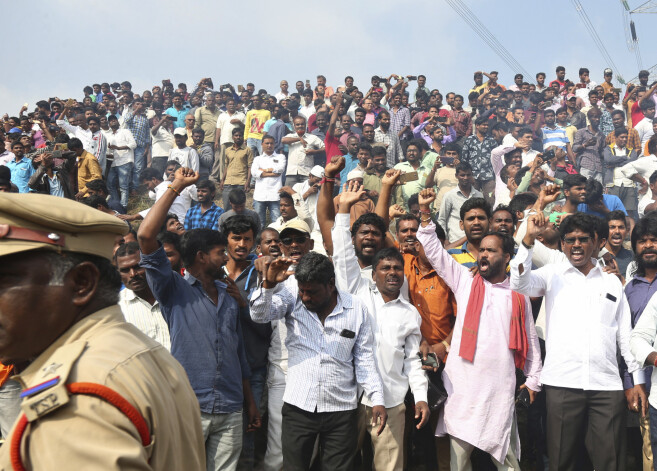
[450,0,531,78]
[445,0,532,80]
[571,0,625,82]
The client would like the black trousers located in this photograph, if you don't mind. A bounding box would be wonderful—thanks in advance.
[545,386,626,471]
[282,402,358,471]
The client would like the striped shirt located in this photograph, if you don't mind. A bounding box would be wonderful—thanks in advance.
[250,284,385,412]
[447,242,478,269]
[118,288,171,351]
[542,126,569,150]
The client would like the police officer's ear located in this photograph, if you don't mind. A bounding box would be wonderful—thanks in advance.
[67,261,102,308]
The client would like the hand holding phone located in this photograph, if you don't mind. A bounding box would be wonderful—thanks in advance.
[399,171,419,184]
[418,352,439,369]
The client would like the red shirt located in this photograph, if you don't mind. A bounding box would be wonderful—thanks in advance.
[307,114,317,132]
[631,101,645,129]
[325,134,342,164]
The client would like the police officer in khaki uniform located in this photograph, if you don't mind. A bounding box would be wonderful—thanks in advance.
[0,192,205,470]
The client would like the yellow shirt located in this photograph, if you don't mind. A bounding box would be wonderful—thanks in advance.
[77,150,103,196]
[244,108,272,140]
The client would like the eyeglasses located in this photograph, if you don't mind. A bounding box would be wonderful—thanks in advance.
[281,235,308,246]
[563,236,591,245]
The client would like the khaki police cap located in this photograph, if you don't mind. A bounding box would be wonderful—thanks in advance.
[0,192,130,260]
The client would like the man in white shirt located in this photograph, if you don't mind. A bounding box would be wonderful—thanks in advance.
[115,242,171,350]
[438,162,483,243]
[639,170,657,218]
[299,89,315,120]
[215,99,246,149]
[169,128,200,173]
[274,80,291,103]
[285,165,325,253]
[0,140,15,166]
[57,113,107,175]
[281,115,325,187]
[251,135,286,228]
[106,115,137,208]
[635,101,655,149]
[332,183,429,471]
[268,191,314,234]
[620,138,657,191]
[511,212,643,471]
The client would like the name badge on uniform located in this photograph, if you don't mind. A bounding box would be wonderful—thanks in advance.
[605,293,617,302]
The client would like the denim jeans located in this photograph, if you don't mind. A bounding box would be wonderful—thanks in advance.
[151,156,168,178]
[201,410,243,471]
[0,379,21,438]
[131,145,148,190]
[222,184,243,210]
[253,200,280,229]
[247,137,262,156]
[238,366,267,471]
[108,163,133,208]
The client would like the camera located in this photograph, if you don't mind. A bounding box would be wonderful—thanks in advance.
[221,84,231,89]
[543,148,556,160]
[408,76,418,81]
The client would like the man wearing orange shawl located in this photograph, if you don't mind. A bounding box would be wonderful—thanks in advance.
[416,188,542,470]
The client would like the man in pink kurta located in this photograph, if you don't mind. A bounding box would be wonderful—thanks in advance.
[416,191,542,469]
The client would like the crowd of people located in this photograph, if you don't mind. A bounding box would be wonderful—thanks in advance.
[1,65,657,471]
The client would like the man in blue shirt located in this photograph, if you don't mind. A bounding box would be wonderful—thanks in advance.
[165,92,191,129]
[138,166,259,471]
[340,141,370,188]
[6,142,34,193]
[184,179,223,231]
[623,216,655,470]
[577,177,627,218]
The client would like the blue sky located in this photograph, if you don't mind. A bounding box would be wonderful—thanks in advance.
[2,0,655,114]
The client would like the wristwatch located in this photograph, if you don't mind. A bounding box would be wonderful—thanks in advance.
[441,340,450,353]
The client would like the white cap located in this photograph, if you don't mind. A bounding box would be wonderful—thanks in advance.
[173,127,187,136]
[347,168,365,181]
[310,165,325,178]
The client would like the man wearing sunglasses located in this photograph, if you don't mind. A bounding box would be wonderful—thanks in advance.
[511,211,644,471]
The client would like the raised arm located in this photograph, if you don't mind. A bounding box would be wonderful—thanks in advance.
[374,169,402,227]
[317,155,345,256]
[333,182,369,293]
[327,91,344,138]
[509,213,550,296]
[138,167,199,254]
[415,188,469,293]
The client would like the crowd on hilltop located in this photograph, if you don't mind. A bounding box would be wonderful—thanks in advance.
[1,65,657,471]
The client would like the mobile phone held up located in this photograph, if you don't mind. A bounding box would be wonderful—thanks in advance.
[399,171,419,184]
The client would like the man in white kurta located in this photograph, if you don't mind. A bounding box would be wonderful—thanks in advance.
[416,215,542,470]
